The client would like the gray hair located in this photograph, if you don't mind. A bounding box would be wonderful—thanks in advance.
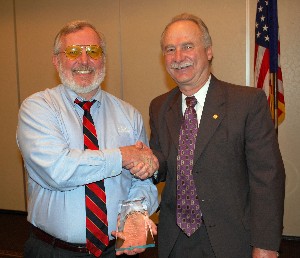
[53,20,106,56]
[160,13,212,49]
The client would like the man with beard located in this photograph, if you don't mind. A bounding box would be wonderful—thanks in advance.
[17,20,158,258]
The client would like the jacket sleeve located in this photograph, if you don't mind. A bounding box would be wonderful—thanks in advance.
[245,90,285,250]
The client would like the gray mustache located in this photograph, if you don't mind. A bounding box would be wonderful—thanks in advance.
[170,62,193,69]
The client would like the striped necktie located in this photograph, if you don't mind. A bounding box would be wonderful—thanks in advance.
[75,99,109,257]
[176,96,202,236]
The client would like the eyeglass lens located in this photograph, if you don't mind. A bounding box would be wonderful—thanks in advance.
[64,45,102,60]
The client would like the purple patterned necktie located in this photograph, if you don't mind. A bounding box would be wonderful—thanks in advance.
[176,96,202,237]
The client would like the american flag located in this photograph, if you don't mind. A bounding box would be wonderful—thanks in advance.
[254,0,285,125]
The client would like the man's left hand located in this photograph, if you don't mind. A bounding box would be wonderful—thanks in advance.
[252,247,279,258]
[111,214,157,256]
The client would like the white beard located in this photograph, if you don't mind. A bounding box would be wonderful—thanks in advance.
[58,63,106,94]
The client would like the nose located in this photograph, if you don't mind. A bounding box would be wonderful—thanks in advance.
[174,48,184,61]
[78,49,89,64]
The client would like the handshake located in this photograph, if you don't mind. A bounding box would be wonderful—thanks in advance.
[119,141,159,180]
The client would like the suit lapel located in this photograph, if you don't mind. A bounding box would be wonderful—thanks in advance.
[164,77,226,161]
[193,76,226,164]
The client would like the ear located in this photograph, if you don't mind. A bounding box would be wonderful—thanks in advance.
[206,46,213,61]
[52,55,59,71]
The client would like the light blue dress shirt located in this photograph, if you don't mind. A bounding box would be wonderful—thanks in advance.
[16,85,158,244]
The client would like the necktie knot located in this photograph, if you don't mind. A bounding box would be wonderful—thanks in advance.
[75,99,96,112]
[186,96,197,108]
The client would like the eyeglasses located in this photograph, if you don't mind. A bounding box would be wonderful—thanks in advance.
[59,45,103,60]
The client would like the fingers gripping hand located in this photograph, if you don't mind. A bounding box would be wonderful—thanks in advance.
[120,142,159,179]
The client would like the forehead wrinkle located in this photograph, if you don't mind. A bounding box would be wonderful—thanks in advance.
[163,21,203,47]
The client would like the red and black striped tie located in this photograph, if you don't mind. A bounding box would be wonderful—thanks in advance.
[75,99,109,257]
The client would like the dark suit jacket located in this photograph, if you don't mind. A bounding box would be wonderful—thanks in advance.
[149,75,285,258]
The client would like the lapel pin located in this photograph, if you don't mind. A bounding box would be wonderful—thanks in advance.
[213,114,218,119]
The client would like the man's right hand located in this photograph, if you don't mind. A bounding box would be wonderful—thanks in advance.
[119,142,158,179]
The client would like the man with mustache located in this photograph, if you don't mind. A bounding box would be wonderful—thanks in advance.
[17,20,158,258]
[149,13,285,258]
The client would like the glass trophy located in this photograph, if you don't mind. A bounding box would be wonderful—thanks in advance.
[115,197,155,251]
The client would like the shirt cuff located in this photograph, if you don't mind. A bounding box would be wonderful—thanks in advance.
[103,148,122,177]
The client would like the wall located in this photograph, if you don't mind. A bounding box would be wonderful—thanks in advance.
[0,0,299,236]
[0,0,26,211]
[277,0,300,236]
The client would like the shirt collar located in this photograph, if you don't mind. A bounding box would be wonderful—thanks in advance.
[62,85,102,106]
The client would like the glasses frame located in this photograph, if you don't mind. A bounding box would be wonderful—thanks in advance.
[59,45,103,60]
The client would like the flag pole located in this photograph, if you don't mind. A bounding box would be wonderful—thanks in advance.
[271,72,279,134]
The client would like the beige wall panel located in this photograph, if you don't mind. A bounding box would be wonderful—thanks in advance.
[15,0,122,102]
[276,0,300,236]
[0,0,26,211]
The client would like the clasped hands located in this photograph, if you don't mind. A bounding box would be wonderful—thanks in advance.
[120,141,158,179]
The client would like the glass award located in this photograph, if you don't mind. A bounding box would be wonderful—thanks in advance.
[115,197,155,251]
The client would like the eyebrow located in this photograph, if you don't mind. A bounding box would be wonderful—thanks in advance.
[164,41,195,48]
